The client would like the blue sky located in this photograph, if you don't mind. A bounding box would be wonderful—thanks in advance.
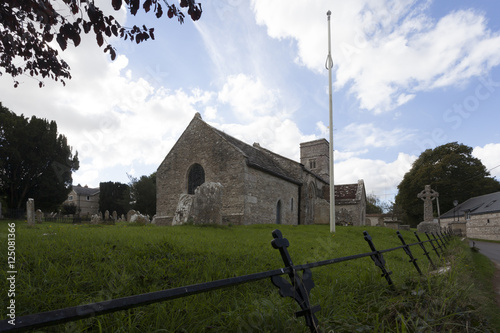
[1,0,500,204]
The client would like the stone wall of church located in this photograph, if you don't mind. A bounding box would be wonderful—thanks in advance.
[243,167,299,225]
[156,117,247,225]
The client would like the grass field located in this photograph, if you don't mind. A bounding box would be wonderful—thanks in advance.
[1,221,499,332]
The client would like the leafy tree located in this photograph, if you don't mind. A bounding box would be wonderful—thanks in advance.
[366,193,383,214]
[395,142,500,226]
[99,181,130,216]
[128,172,156,216]
[0,103,79,211]
[0,0,202,87]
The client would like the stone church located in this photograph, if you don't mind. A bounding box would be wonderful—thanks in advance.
[155,113,366,226]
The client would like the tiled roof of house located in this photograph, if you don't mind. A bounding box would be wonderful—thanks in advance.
[335,184,358,200]
[440,191,500,218]
[72,185,99,196]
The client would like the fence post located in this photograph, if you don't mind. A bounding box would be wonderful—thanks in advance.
[413,232,436,270]
[363,231,393,285]
[425,232,442,257]
[396,231,422,276]
[270,229,321,333]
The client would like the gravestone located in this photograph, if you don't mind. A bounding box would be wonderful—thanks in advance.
[417,185,440,233]
[35,209,43,224]
[105,210,110,221]
[126,210,136,222]
[172,182,224,225]
[112,211,117,221]
[191,182,223,225]
[27,198,35,225]
[173,194,194,225]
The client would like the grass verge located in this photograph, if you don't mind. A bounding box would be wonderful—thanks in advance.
[0,221,498,332]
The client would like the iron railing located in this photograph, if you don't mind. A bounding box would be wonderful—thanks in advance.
[0,229,452,333]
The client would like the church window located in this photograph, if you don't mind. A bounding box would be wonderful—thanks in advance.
[86,196,90,201]
[68,195,73,201]
[188,163,205,194]
[276,200,282,224]
[309,159,316,169]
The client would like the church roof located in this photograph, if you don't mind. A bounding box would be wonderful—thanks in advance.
[211,126,302,185]
[440,191,500,218]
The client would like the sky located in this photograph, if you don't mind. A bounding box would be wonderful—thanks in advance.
[1,0,500,204]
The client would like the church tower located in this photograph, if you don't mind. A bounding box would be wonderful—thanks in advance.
[300,139,330,181]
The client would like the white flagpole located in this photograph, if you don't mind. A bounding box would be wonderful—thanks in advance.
[326,10,335,233]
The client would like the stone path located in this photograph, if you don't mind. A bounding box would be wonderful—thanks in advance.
[469,240,500,308]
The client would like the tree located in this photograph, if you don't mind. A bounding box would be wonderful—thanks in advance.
[128,172,156,216]
[395,142,500,226]
[366,193,383,214]
[0,0,202,87]
[0,103,79,211]
[99,181,130,216]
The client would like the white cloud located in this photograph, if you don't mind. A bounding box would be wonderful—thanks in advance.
[335,152,416,202]
[336,123,416,151]
[217,74,281,121]
[473,143,500,180]
[251,0,500,113]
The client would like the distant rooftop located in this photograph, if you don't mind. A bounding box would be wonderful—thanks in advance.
[440,191,500,218]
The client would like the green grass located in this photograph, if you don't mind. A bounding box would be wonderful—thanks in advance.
[0,221,498,332]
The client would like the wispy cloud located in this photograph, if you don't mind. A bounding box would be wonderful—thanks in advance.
[251,0,500,113]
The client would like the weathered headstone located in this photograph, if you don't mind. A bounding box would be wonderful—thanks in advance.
[112,211,117,221]
[131,212,149,225]
[27,198,35,225]
[173,194,194,225]
[417,185,440,233]
[126,210,137,222]
[35,209,43,224]
[192,182,223,225]
[104,210,110,221]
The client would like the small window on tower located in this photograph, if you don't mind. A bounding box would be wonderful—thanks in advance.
[309,159,316,169]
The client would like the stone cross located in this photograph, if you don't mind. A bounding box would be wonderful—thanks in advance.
[417,185,439,222]
[26,198,35,225]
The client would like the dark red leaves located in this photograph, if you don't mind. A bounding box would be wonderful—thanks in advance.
[56,34,67,50]
[2,0,202,87]
[96,32,104,47]
[130,0,140,15]
[143,0,152,13]
[112,0,122,10]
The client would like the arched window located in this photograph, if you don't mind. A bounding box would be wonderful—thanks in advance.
[188,164,205,194]
[276,200,282,224]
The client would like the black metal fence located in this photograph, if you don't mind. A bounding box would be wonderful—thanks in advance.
[0,229,452,333]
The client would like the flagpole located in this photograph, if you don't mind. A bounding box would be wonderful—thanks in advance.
[326,10,335,233]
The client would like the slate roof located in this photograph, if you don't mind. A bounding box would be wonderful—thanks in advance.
[211,126,302,185]
[440,191,500,218]
[72,185,100,196]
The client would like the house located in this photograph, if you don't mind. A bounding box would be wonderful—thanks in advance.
[155,113,367,226]
[63,185,100,216]
[440,191,500,241]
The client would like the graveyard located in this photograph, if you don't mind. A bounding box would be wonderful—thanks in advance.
[1,220,499,332]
